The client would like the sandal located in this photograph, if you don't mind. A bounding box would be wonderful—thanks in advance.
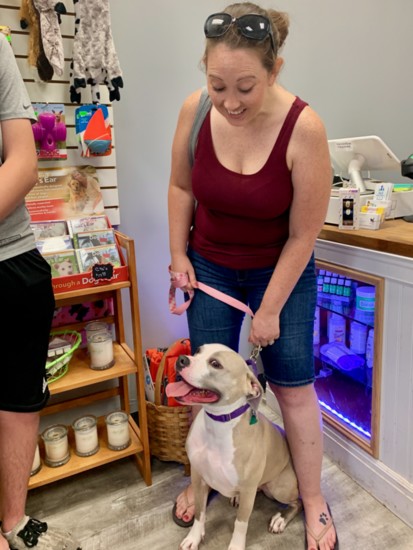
[172,487,195,528]
[304,503,339,549]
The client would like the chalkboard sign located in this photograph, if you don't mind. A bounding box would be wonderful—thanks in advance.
[92,263,114,280]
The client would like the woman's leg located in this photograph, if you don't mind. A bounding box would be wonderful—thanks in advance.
[270,383,337,550]
[251,256,337,548]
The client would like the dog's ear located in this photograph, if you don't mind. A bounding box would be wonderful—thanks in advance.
[245,370,263,411]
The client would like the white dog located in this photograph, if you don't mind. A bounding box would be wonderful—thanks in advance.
[166,344,302,550]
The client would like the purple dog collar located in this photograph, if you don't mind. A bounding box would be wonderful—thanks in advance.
[206,403,250,423]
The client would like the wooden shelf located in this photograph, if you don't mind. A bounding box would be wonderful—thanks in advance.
[48,343,137,395]
[53,281,131,305]
[29,417,142,489]
[31,232,152,488]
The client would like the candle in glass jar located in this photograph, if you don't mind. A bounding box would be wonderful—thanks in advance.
[88,331,114,370]
[105,411,131,450]
[30,443,41,476]
[41,424,70,467]
[72,415,99,457]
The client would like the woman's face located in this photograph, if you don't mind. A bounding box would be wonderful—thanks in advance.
[205,43,276,126]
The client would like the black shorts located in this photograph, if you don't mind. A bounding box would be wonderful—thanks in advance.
[0,249,55,412]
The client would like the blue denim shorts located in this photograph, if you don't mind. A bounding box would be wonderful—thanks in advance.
[186,248,317,387]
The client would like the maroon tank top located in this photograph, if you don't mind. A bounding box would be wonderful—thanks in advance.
[189,96,308,269]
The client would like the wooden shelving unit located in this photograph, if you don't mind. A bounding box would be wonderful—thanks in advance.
[29,231,152,489]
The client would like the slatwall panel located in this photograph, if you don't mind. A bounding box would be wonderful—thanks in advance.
[0,0,120,224]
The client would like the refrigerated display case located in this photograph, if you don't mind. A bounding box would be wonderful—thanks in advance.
[314,260,384,457]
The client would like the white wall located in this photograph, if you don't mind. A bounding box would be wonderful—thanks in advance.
[110,0,413,352]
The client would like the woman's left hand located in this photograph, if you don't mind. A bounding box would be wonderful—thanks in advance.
[248,308,280,347]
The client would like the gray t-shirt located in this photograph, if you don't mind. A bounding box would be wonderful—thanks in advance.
[0,33,36,261]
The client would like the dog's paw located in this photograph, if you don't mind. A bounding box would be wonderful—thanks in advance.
[179,528,204,550]
[268,512,287,534]
[179,536,200,550]
[229,496,239,508]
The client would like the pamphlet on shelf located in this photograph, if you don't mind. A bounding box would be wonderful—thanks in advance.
[75,244,121,273]
[73,229,116,248]
[67,215,109,237]
[30,220,68,240]
[36,235,73,254]
[43,250,80,278]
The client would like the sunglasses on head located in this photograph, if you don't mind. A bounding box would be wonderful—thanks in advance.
[204,12,275,53]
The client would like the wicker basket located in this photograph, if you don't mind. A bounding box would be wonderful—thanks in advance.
[146,339,193,475]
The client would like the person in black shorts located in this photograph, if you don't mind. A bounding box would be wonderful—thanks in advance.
[0,33,81,550]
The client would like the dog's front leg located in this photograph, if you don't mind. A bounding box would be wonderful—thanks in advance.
[179,470,209,550]
[228,488,256,550]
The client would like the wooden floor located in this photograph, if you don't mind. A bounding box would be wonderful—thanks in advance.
[26,404,413,550]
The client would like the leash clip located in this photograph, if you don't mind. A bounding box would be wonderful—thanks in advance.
[249,344,262,362]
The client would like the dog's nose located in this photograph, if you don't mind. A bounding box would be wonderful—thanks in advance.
[176,355,190,371]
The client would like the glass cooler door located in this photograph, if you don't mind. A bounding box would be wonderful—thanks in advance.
[314,261,383,456]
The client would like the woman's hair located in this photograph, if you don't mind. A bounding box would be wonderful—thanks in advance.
[203,2,289,72]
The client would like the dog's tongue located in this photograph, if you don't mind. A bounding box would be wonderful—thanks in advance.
[166,381,219,403]
[166,380,193,398]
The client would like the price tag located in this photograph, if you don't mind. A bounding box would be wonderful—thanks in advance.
[92,263,114,281]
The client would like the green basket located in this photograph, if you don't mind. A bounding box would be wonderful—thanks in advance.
[46,330,82,384]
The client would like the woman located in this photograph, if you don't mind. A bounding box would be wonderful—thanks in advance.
[168,3,337,549]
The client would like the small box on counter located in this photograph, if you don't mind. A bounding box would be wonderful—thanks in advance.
[338,188,360,230]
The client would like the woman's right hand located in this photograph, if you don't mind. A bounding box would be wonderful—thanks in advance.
[170,255,197,292]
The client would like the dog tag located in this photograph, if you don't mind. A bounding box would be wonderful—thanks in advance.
[249,410,258,425]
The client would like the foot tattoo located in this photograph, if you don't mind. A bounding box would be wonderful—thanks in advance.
[319,512,329,525]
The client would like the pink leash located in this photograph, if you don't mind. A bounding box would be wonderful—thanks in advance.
[169,267,254,318]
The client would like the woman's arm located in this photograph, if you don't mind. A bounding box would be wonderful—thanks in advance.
[250,107,331,345]
[168,89,203,286]
[0,117,38,222]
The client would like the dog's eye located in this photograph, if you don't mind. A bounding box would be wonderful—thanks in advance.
[209,359,223,369]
